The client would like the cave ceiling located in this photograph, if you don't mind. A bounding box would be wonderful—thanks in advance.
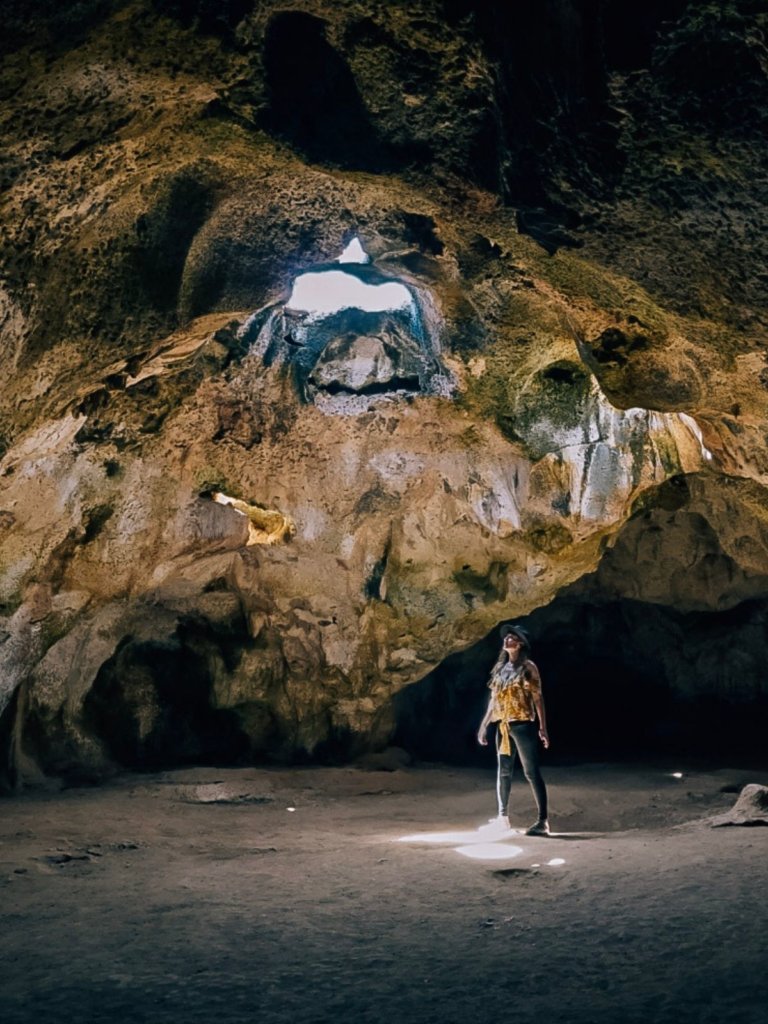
[1,0,767,776]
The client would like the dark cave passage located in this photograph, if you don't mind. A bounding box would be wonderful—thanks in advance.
[392,596,768,769]
[75,616,258,773]
[261,11,401,171]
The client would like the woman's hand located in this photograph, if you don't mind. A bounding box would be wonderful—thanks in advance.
[477,726,488,746]
[538,727,550,749]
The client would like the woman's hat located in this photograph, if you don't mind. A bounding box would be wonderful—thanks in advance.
[499,623,530,645]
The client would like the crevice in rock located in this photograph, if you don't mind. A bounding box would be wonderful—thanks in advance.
[0,684,21,792]
[82,504,115,544]
[317,376,420,398]
[364,533,391,601]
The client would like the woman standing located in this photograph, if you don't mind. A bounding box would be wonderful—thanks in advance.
[477,623,550,836]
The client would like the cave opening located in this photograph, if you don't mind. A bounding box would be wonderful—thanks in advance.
[286,268,414,319]
[80,618,255,772]
[285,236,416,320]
[392,595,768,771]
[244,235,449,408]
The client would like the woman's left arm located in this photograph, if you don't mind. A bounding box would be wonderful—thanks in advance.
[527,663,550,749]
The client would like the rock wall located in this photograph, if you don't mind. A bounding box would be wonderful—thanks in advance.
[1,0,767,782]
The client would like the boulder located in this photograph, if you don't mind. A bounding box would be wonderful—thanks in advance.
[710,785,768,828]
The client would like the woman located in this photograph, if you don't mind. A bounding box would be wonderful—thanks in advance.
[477,623,550,836]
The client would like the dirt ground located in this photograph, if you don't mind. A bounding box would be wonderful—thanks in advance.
[2,760,767,1024]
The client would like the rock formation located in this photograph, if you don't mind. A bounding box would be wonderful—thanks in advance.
[1,0,767,783]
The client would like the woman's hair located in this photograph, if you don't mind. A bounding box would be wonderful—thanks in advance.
[489,650,507,679]
[489,636,530,683]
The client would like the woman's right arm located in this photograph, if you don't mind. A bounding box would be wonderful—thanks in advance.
[477,694,494,745]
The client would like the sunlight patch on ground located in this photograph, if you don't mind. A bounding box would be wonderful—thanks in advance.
[397,828,526,862]
[454,843,525,861]
[398,830,497,844]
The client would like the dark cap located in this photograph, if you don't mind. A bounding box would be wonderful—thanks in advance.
[499,623,530,646]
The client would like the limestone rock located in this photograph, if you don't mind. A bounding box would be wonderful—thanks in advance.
[1,0,768,780]
[710,785,768,828]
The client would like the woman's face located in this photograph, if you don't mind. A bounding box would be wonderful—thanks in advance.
[503,634,522,657]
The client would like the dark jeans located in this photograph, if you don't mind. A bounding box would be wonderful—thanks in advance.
[496,720,548,820]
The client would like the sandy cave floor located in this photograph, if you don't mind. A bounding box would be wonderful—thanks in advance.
[2,761,768,1024]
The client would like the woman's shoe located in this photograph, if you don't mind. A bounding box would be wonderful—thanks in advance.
[478,815,511,834]
[525,819,550,836]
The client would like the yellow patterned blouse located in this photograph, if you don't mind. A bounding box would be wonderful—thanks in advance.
[488,660,541,754]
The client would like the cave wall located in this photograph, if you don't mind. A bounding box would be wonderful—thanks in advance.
[1,0,768,782]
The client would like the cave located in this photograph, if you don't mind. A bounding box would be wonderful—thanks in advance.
[2,2,768,1022]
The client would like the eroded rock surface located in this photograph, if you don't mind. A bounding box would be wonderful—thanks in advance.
[711,784,768,827]
[1,0,767,781]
